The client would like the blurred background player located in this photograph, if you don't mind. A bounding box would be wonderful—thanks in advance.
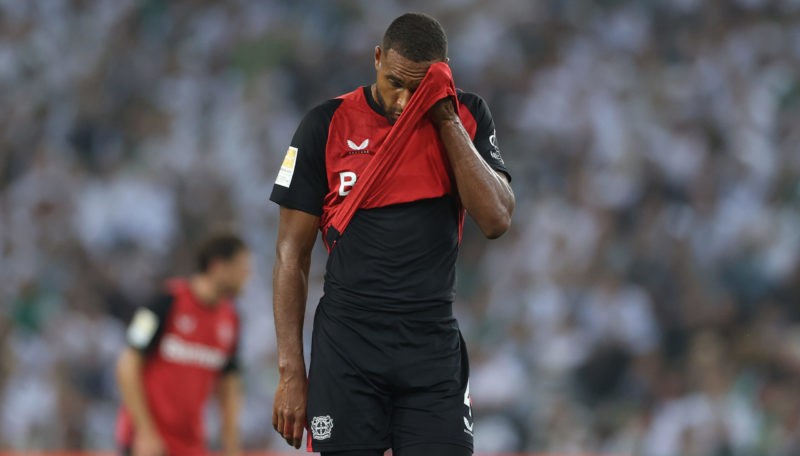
[115,231,251,456]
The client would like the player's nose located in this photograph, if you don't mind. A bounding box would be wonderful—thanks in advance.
[396,89,411,111]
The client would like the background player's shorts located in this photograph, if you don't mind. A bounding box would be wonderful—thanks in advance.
[306,299,474,453]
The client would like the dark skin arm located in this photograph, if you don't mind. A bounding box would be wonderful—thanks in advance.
[271,207,319,448]
[429,98,515,238]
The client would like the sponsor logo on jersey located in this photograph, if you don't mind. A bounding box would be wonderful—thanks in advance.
[310,415,334,440]
[346,138,371,155]
[160,334,227,370]
[175,314,196,334]
[275,146,298,187]
[338,171,357,196]
[489,130,504,164]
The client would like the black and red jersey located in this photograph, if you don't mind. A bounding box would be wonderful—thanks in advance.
[270,85,509,311]
[116,279,240,455]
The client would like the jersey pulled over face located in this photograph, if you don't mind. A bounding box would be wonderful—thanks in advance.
[373,47,438,124]
[270,84,509,312]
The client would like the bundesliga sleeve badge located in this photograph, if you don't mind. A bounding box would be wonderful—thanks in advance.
[127,308,159,349]
[275,146,298,188]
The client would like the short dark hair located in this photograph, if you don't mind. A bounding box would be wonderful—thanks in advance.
[382,13,447,62]
[196,230,247,272]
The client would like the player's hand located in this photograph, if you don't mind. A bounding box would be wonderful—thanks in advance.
[272,369,307,449]
[428,96,458,128]
[133,427,166,456]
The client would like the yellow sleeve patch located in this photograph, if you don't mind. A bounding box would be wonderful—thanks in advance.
[275,146,298,188]
[127,308,159,349]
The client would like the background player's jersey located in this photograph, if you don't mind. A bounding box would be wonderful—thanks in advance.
[270,87,509,310]
[116,279,239,455]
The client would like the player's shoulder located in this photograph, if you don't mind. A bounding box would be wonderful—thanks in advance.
[297,87,372,136]
[290,98,344,145]
[221,297,240,315]
[456,89,487,105]
[302,98,345,125]
[457,90,492,122]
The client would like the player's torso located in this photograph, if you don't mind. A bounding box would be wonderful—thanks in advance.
[323,95,391,205]
[153,289,237,373]
[143,283,238,444]
[319,88,479,308]
[321,87,479,221]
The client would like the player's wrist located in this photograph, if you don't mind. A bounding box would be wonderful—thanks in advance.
[135,419,159,436]
[428,97,458,127]
[277,360,306,376]
[433,117,461,130]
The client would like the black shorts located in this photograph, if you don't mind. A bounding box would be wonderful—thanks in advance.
[306,299,473,453]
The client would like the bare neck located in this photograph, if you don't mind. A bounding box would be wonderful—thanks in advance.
[189,274,221,306]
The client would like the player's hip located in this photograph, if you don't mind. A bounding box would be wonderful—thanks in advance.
[311,300,467,391]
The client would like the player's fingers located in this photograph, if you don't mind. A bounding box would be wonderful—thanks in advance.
[292,418,305,449]
[282,413,294,442]
[275,409,286,439]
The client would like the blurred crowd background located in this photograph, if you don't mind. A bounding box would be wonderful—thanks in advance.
[2,0,800,455]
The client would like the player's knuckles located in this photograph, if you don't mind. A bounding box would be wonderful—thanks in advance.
[280,406,296,418]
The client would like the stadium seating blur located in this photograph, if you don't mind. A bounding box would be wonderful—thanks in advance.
[1,0,799,454]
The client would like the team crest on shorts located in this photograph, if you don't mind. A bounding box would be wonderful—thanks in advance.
[311,415,334,440]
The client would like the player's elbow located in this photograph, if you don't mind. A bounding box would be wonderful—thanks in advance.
[480,212,512,239]
[479,196,514,239]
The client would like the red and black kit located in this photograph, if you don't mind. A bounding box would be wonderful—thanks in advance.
[270,80,509,453]
[116,279,240,455]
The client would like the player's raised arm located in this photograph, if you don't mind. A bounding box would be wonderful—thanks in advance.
[271,206,320,448]
[430,98,514,239]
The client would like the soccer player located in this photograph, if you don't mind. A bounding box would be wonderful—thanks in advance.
[270,12,514,456]
[115,231,251,456]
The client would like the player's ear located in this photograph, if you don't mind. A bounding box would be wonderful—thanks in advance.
[207,258,222,276]
[374,46,382,71]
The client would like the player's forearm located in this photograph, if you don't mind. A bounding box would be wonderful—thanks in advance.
[218,374,242,455]
[116,349,158,433]
[437,117,514,238]
[272,253,310,375]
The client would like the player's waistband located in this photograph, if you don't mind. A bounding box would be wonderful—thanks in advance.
[320,293,454,319]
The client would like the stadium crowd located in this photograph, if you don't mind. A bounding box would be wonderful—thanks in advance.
[1,0,799,454]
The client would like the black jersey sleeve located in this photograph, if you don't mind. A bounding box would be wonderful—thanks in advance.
[126,292,173,354]
[269,99,343,216]
[459,92,511,182]
[221,314,241,374]
[221,339,240,374]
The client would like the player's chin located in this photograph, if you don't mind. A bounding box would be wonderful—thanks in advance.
[222,285,243,299]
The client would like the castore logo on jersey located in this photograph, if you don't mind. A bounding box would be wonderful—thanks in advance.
[346,138,371,155]
[175,314,196,334]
